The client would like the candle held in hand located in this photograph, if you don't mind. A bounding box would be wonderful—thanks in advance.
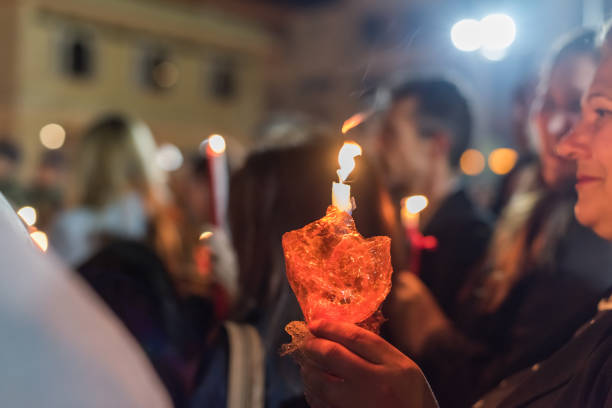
[332,141,362,214]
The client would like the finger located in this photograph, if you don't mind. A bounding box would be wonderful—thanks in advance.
[308,319,400,364]
[302,337,378,380]
[301,362,348,408]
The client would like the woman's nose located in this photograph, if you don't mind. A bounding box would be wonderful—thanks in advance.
[557,119,591,160]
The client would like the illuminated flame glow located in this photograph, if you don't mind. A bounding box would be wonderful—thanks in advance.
[208,134,226,156]
[337,141,362,182]
[30,230,48,252]
[17,206,37,226]
[460,149,485,176]
[403,195,429,215]
[488,147,518,175]
[199,231,214,240]
[342,112,369,134]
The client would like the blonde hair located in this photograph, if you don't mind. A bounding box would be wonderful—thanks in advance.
[73,115,166,209]
[72,114,184,278]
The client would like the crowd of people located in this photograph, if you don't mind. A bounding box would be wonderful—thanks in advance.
[1,20,612,408]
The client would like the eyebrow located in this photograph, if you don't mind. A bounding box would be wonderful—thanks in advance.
[587,92,612,102]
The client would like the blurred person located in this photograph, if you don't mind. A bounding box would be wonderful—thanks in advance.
[377,78,492,319]
[228,137,403,408]
[385,28,612,407]
[170,154,239,320]
[50,114,182,272]
[0,139,26,207]
[26,150,66,230]
[0,192,171,407]
[297,23,612,407]
[490,76,539,216]
[48,115,204,405]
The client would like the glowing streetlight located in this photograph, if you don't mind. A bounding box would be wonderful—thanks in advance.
[451,19,482,52]
[480,14,516,51]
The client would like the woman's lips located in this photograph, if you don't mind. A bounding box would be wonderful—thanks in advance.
[576,175,603,187]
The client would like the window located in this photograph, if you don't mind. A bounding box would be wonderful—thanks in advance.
[138,47,179,91]
[60,31,95,79]
[209,58,238,101]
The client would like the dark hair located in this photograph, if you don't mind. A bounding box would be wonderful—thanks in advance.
[391,78,472,169]
[541,28,599,84]
[0,140,20,163]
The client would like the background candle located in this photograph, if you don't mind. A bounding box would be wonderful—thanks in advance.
[204,134,228,230]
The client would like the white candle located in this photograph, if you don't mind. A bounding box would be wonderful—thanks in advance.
[332,181,352,213]
[205,134,228,229]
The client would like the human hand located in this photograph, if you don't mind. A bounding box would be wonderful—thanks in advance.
[386,272,451,357]
[299,319,438,408]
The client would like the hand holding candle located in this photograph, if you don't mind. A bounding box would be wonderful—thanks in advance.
[281,141,392,355]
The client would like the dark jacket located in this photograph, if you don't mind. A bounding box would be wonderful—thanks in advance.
[420,188,492,319]
[479,305,612,407]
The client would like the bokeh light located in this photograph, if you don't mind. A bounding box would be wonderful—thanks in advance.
[488,147,518,175]
[460,149,486,176]
[17,206,37,226]
[480,14,516,51]
[403,195,429,215]
[451,19,482,52]
[155,143,183,171]
[30,230,48,252]
[481,47,507,61]
[39,123,66,150]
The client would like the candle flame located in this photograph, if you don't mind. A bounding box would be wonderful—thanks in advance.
[199,231,214,240]
[403,195,428,215]
[17,206,37,226]
[341,112,369,134]
[208,134,226,156]
[337,141,362,182]
[30,230,48,252]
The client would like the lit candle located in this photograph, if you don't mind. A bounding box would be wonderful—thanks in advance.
[332,141,362,214]
[202,134,228,229]
[401,195,428,231]
[401,195,430,276]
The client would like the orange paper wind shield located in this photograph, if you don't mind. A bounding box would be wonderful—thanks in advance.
[282,206,392,324]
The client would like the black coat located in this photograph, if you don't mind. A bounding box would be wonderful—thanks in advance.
[420,189,492,319]
[478,305,612,407]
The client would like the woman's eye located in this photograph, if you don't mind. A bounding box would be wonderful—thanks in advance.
[595,108,612,118]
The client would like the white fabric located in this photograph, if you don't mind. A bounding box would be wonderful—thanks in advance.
[50,192,148,266]
[0,193,171,407]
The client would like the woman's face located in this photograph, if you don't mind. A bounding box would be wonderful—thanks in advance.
[558,46,612,239]
[532,53,597,188]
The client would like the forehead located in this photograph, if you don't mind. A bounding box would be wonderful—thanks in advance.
[549,54,597,92]
[389,97,419,119]
[589,52,612,97]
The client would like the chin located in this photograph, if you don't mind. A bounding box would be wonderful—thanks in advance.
[575,203,612,240]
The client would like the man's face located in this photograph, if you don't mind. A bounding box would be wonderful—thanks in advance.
[377,98,432,198]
